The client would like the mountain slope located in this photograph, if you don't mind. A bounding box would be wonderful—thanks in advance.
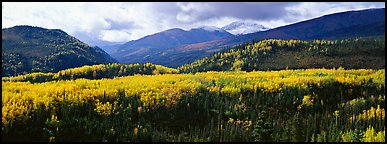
[104,8,384,68]
[178,8,385,62]
[107,27,234,67]
[2,25,117,77]
[178,38,385,73]
[239,8,385,40]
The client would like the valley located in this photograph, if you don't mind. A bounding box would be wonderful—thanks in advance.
[2,5,385,142]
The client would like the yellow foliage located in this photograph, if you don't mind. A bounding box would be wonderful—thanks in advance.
[362,126,384,142]
[2,69,385,127]
[349,105,385,123]
[341,130,352,142]
[134,127,139,136]
[94,102,112,116]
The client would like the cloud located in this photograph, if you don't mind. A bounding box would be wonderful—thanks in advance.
[176,2,215,22]
[283,2,385,24]
[105,18,138,30]
[2,2,385,46]
[173,2,298,25]
[99,30,132,42]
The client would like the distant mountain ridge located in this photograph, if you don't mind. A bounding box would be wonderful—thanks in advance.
[2,25,117,77]
[176,8,385,63]
[106,26,234,67]
[104,8,384,68]
[226,8,384,44]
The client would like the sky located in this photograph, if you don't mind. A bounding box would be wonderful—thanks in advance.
[2,2,385,46]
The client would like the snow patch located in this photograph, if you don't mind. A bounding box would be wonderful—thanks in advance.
[199,26,225,32]
[221,21,270,35]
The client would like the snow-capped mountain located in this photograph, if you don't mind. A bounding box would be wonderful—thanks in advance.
[221,21,270,35]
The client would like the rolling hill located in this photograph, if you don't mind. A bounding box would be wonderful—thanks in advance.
[178,38,385,73]
[2,25,117,76]
[2,63,178,83]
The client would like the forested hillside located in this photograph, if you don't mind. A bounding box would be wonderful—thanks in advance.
[178,38,385,73]
[2,26,117,77]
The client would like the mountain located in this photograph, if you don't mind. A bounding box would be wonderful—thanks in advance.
[178,8,385,62]
[2,25,117,77]
[237,8,385,40]
[178,38,385,73]
[106,8,384,68]
[107,26,234,67]
[221,21,270,35]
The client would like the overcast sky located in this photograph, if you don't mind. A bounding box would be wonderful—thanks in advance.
[2,2,385,46]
